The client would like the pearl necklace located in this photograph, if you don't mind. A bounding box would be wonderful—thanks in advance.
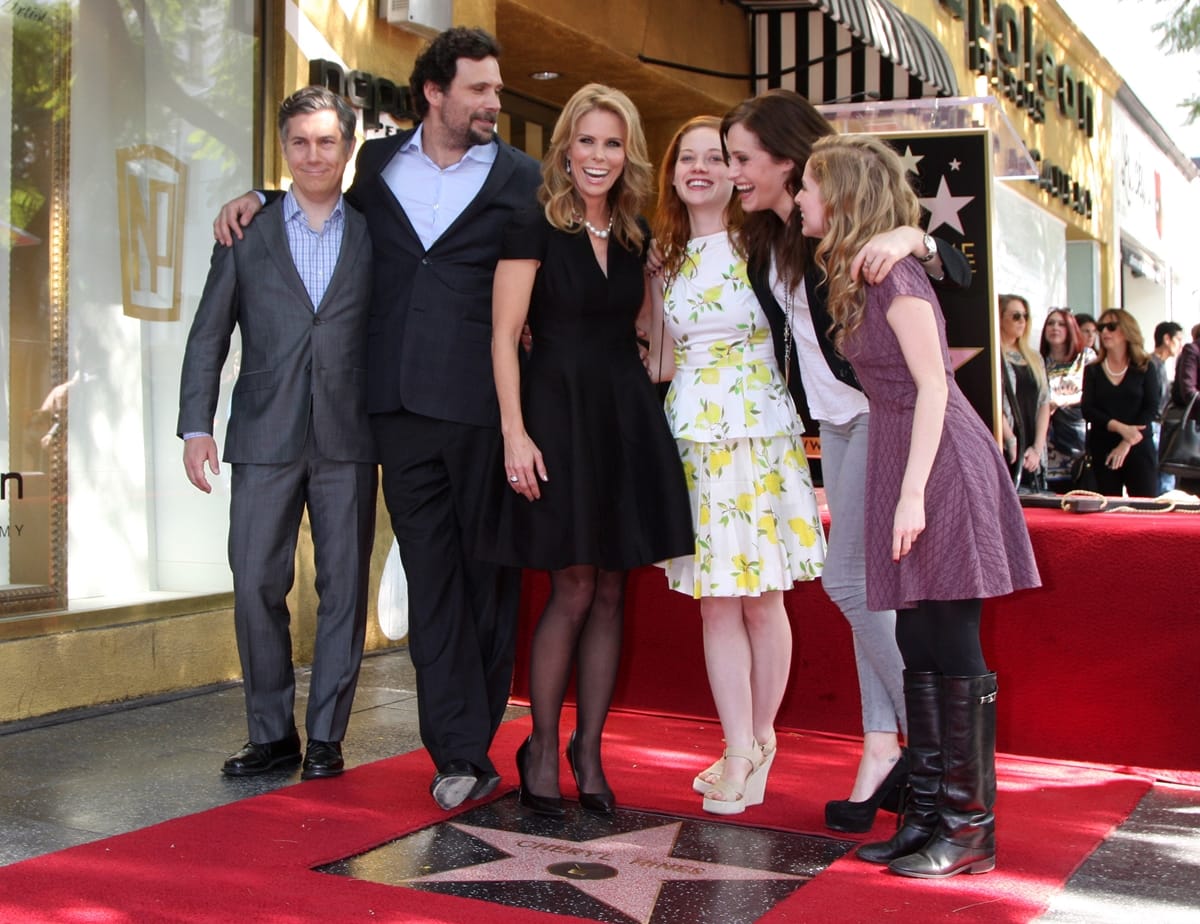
[576,213,613,239]
[1103,357,1128,378]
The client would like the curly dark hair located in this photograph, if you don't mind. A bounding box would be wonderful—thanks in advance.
[409,27,501,119]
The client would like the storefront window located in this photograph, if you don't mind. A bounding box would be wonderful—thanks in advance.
[2,0,257,617]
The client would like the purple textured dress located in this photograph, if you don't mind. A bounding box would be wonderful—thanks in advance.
[840,257,1040,612]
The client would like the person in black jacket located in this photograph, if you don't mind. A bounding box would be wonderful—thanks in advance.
[720,90,972,834]
[213,27,541,811]
[1081,308,1162,497]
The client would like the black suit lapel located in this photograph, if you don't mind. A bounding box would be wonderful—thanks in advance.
[372,170,423,248]
[352,131,424,250]
[430,141,518,248]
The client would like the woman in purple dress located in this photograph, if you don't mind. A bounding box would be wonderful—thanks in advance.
[794,135,1040,879]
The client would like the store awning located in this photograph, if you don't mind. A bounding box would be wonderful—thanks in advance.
[735,0,959,102]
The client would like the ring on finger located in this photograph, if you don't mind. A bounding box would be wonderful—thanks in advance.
[509,474,519,483]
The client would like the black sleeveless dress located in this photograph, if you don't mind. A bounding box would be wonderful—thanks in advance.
[476,208,694,571]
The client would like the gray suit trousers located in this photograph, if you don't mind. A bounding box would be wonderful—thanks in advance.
[229,432,376,743]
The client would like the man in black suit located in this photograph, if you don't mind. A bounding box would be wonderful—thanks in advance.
[215,28,541,808]
[182,87,376,781]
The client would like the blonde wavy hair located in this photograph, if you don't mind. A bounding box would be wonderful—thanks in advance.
[806,135,920,349]
[540,83,653,252]
[1095,308,1151,371]
[999,294,1048,389]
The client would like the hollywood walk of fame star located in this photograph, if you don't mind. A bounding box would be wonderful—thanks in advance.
[897,145,924,175]
[402,820,811,924]
[949,346,984,372]
[920,176,975,236]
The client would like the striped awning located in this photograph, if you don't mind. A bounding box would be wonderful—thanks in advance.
[737,0,959,102]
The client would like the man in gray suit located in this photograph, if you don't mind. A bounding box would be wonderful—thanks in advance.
[179,86,377,780]
[215,29,541,809]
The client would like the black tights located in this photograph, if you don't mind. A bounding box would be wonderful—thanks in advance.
[895,598,988,676]
[524,565,627,796]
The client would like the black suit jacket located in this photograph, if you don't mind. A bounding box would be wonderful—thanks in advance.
[751,239,971,424]
[346,131,542,427]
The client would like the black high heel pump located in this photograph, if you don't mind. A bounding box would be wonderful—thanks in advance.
[516,737,565,817]
[824,749,909,833]
[566,731,615,816]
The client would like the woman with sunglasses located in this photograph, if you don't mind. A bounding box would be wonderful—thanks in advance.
[1039,309,1094,490]
[1080,309,1163,497]
[999,295,1049,492]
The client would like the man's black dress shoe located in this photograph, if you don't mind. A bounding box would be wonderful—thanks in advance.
[221,732,301,776]
[301,740,344,780]
[431,759,479,810]
[469,769,502,801]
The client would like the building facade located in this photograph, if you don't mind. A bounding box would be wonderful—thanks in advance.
[2,0,1195,720]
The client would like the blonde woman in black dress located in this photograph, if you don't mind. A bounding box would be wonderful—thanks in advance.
[482,85,694,817]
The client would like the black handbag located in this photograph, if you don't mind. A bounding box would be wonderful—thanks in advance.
[1160,394,1200,477]
[1070,449,1098,492]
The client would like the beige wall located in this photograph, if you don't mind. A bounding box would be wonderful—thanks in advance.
[1,0,755,724]
[0,493,400,724]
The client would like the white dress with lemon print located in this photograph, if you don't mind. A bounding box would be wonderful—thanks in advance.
[661,231,826,598]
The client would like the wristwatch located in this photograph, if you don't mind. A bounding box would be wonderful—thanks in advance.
[918,232,938,263]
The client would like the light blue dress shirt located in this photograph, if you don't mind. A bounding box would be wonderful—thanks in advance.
[379,124,498,250]
[282,189,345,310]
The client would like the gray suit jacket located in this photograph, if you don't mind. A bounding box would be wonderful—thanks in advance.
[177,198,374,464]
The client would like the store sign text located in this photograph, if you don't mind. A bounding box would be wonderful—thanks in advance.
[940,0,1095,215]
[940,0,1095,137]
[1029,149,1093,218]
[309,60,417,130]
[1,472,24,501]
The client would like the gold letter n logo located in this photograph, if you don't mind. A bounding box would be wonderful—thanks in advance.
[116,145,188,321]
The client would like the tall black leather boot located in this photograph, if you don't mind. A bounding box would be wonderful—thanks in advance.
[857,671,942,864]
[889,673,997,878]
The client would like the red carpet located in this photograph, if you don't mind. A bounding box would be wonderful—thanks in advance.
[514,507,1200,781]
[0,711,1149,923]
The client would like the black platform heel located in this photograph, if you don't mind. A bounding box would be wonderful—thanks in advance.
[824,749,910,833]
[566,731,615,815]
[517,737,565,817]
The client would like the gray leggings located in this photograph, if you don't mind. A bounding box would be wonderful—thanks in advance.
[818,413,907,736]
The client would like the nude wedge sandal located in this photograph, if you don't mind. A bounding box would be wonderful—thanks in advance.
[701,744,765,816]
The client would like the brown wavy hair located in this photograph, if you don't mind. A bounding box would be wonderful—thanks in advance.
[540,83,652,252]
[805,135,920,348]
[1095,308,1151,371]
[652,115,741,283]
[719,89,835,290]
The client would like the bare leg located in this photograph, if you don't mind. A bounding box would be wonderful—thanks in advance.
[743,591,791,749]
[700,597,756,793]
[849,731,904,801]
